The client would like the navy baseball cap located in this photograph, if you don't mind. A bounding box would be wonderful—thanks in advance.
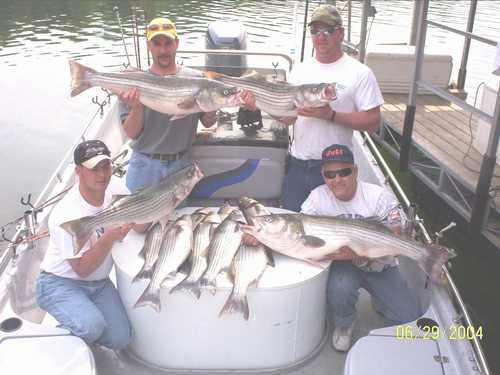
[74,140,111,169]
[321,144,354,165]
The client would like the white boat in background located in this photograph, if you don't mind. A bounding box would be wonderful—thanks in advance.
[0,3,491,375]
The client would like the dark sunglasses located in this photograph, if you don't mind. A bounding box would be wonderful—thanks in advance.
[310,26,340,36]
[148,23,174,32]
[324,167,353,179]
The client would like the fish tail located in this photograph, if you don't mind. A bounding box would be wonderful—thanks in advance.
[219,292,249,320]
[132,267,154,283]
[59,217,93,254]
[419,245,452,282]
[134,284,161,313]
[69,60,95,97]
[170,278,202,299]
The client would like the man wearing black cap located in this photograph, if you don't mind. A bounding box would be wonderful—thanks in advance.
[281,4,384,212]
[36,140,134,350]
[301,144,420,352]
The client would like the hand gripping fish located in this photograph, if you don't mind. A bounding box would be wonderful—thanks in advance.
[69,60,245,116]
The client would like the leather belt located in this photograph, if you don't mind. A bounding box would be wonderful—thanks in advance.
[141,150,186,162]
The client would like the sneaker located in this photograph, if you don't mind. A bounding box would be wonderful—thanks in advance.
[332,322,355,352]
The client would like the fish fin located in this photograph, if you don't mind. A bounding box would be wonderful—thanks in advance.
[301,235,326,248]
[204,70,224,80]
[177,97,198,110]
[419,245,452,282]
[219,292,249,320]
[60,218,92,254]
[264,246,276,267]
[69,60,95,97]
[133,284,161,313]
[132,267,153,283]
[170,278,202,300]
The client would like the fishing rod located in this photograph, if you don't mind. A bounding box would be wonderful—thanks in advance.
[113,6,132,67]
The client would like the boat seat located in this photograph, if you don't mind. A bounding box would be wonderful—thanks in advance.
[344,334,444,375]
[365,44,452,95]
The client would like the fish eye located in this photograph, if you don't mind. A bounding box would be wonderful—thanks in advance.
[264,216,273,223]
[222,89,230,96]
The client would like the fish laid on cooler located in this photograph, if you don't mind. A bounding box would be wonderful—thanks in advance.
[217,202,236,221]
[61,162,203,253]
[170,213,222,299]
[205,71,337,118]
[69,60,245,116]
[199,209,246,294]
[240,213,453,281]
[134,215,194,312]
[133,222,167,282]
[219,243,270,320]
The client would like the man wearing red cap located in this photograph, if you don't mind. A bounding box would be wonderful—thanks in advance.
[302,144,420,352]
[119,17,254,192]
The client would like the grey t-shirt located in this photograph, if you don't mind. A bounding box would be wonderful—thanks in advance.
[119,65,203,155]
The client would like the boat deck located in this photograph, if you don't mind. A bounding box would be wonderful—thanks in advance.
[376,93,500,239]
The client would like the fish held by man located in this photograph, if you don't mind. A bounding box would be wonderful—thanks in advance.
[240,213,453,281]
[61,162,203,253]
[69,60,245,116]
[205,70,337,118]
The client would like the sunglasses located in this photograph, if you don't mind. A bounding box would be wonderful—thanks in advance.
[323,167,353,179]
[147,23,174,32]
[310,26,340,36]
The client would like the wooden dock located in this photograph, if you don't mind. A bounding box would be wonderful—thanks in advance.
[380,94,500,194]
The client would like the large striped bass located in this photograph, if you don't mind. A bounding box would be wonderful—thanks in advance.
[134,214,194,312]
[170,213,222,299]
[219,243,270,320]
[205,71,336,117]
[61,162,203,253]
[240,213,453,281]
[200,209,246,294]
[69,60,245,115]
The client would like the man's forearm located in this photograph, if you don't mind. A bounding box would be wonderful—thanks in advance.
[122,106,145,139]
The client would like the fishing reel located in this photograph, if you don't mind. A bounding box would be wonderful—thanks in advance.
[237,108,263,136]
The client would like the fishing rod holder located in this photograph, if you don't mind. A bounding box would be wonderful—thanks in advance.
[92,95,108,116]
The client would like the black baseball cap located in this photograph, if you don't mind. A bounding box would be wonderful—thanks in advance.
[74,140,111,169]
[321,144,354,165]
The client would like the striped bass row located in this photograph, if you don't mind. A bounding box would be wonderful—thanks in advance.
[61,162,203,253]
[241,213,453,281]
[205,71,337,117]
[69,60,245,115]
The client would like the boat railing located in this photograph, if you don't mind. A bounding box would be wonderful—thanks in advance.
[400,0,500,238]
[363,132,491,375]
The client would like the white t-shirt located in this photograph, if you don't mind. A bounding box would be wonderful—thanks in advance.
[301,181,402,271]
[40,176,130,281]
[289,54,384,160]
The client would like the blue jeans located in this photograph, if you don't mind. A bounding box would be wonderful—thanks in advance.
[126,151,190,192]
[328,262,421,329]
[281,156,324,212]
[36,272,132,350]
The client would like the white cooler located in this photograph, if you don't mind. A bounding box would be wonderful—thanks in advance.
[112,207,329,371]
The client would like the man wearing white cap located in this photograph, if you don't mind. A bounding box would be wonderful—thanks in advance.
[119,17,255,192]
[36,140,136,350]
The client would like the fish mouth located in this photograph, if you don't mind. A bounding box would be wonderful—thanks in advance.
[322,84,337,101]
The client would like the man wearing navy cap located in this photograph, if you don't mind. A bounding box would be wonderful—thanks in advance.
[36,140,139,350]
[301,144,420,352]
